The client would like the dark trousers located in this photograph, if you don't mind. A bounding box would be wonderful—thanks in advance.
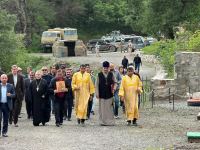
[9,98,22,124]
[25,100,32,118]
[54,98,64,124]
[64,97,73,119]
[135,63,141,73]
[87,98,93,118]
[113,90,119,116]
[0,103,9,134]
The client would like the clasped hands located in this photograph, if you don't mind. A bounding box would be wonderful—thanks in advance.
[54,88,68,93]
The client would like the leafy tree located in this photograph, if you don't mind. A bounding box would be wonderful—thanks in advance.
[0,10,21,72]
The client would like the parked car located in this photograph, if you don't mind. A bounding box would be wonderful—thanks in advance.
[123,36,145,50]
[87,39,117,52]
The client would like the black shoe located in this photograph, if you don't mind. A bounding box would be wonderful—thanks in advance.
[42,122,45,126]
[67,118,71,121]
[132,119,137,126]
[91,111,95,115]
[59,123,63,125]
[77,119,80,124]
[2,134,8,137]
[81,119,85,126]
[63,116,67,120]
[56,123,60,127]
[127,120,131,126]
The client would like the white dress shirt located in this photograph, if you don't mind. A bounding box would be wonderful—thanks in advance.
[13,75,17,87]
[1,84,7,103]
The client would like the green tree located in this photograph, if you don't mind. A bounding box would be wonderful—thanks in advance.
[0,10,21,72]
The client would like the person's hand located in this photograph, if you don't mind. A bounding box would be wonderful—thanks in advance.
[120,96,125,101]
[41,95,45,98]
[136,89,141,94]
[54,90,59,94]
[62,88,68,92]
[7,93,11,97]
[74,87,80,90]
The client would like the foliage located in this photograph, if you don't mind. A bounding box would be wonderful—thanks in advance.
[187,30,200,51]
[143,40,176,78]
[0,10,20,72]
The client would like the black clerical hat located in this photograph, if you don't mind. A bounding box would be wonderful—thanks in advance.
[102,61,110,68]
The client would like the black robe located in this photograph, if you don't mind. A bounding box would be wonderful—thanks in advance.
[29,79,50,125]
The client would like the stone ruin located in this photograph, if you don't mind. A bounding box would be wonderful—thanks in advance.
[151,52,200,100]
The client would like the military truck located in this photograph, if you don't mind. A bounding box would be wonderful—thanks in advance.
[41,27,87,57]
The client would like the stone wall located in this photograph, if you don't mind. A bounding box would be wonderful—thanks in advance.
[151,52,200,100]
[175,52,200,95]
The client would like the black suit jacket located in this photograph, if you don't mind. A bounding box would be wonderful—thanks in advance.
[7,74,24,100]
[0,83,15,111]
[24,78,32,102]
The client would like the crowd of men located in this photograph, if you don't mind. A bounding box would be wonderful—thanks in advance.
[0,59,142,137]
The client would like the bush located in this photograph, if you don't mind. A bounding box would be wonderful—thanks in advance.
[143,40,176,78]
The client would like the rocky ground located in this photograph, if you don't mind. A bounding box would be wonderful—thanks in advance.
[0,51,199,150]
[0,100,199,150]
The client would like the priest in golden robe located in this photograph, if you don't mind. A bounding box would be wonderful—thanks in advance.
[119,65,142,126]
[72,64,95,126]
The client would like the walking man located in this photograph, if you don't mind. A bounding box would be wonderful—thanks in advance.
[29,71,49,126]
[133,54,142,73]
[109,63,121,119]
[49,69,70,127]
[24,71,35,119]
[41,66,52,117]
[8,65,24,127]
[119,65,142,126]
[128,40,133,55]
[72,64,95,126]
[0,74,15,137]
[85,64,96,119]
[95,42,100,57]
[121,56,129,69]
[63,68,73,121]
[96,61,117,126]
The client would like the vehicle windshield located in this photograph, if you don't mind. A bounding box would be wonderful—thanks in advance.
[132,37,143,44]
[42,32,58,37]
[64,30,77,36]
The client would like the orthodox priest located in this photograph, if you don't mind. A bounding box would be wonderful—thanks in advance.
[95,61,117,126]
[119,65,142,126]
[72,64,95,126]
[29,70,50,126]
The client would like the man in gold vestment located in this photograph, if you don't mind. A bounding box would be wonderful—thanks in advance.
[72,64,95,126]
[119,66,142,126]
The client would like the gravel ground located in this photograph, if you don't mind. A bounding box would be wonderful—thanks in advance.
[0,100,199,150]
[1,52,199,150]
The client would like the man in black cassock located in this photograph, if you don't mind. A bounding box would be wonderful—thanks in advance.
[29,70,50,126]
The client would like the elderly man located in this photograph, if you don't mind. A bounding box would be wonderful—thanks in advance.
[72,64,95,126]
[8,65,24,127]
[119,65,142,126]
[96,61,117,126]
[29,70,49,126]
[0,74,15,137]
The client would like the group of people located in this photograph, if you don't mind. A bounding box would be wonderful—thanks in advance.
[0,59,142,137]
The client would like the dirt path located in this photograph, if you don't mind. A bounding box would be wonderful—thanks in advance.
[32,51,157,79]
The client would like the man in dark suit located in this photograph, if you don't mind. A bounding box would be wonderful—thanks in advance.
[7,65,24,127]
[0,74,15,137]
[24,71,35,119]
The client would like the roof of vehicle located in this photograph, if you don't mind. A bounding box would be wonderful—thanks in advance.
[42,31,61,34]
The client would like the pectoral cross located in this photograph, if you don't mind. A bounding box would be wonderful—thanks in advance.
[36,87,39,91]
